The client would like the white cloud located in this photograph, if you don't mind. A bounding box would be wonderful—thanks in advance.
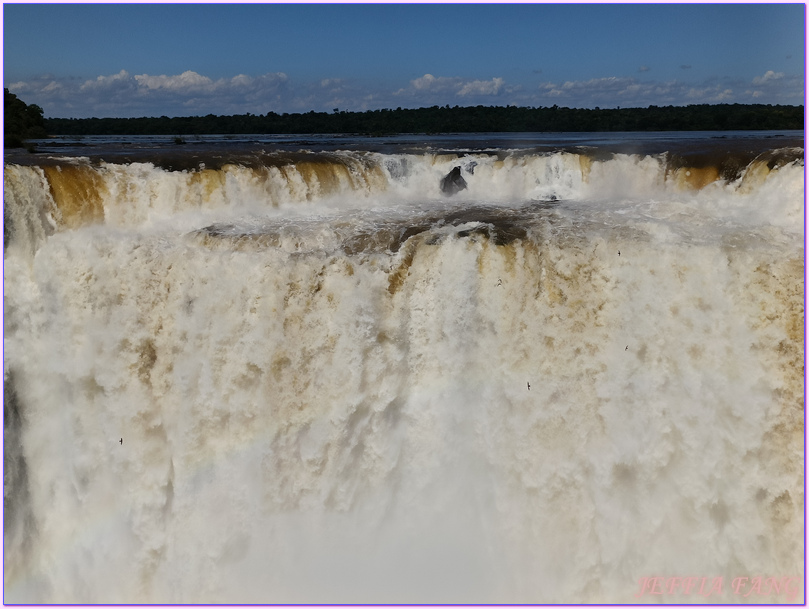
[534,76,753,107]
[752,70,784,85]
[396,74,507,103]
[458,77,504,96]
[20,69,292,117]
[5,68,804,118]
[80,69,134,90]
[745,70,802,103]
[230,74,252,87]
[411,73,437,90]
[540,76,648,102]
[408,73,460,92]
[133,70,216,92]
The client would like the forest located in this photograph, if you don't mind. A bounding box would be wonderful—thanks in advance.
[4,89,48,148]
[42,103,804,136]
[3,90,804,144]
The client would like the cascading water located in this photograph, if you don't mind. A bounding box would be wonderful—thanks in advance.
[3,135,804,603]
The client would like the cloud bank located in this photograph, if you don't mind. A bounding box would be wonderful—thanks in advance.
[6,69,803,118]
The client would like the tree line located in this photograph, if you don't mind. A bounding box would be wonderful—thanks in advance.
[4,89,48,148]
[43,104,804,136]
[7,98,806,140]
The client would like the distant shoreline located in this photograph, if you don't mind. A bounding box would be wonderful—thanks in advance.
[43,103,804,136]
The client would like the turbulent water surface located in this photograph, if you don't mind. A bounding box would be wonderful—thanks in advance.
[3,131,805,603]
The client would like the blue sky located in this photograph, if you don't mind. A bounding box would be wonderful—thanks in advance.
[3,3,805,118]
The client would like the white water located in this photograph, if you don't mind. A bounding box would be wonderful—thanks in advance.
[3,146,805,603]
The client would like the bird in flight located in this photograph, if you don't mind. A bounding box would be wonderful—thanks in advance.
[119,438,123,445]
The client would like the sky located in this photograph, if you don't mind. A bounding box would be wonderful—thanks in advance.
[3,2,806,119]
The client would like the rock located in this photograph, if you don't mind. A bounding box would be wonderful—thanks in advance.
[440,166,467,196]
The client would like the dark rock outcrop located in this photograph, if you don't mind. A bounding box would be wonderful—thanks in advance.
[440,166,467,196]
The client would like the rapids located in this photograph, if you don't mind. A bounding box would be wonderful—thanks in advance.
[3,135,805,603]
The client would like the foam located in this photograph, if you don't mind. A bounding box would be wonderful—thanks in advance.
[3,144,805,603]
